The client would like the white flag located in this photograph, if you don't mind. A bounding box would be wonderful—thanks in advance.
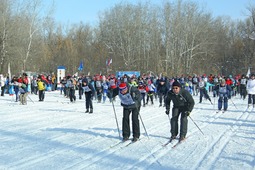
[247,67,251,77]
[8,63,11,81]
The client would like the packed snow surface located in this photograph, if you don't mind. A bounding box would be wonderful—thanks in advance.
[1,91,255,170]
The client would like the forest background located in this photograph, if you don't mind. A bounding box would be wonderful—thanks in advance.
[0,0,255,77]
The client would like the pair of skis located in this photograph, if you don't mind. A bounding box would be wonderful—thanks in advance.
[110,138,140,149]
[162,137,187,148]
[216,109,226,113]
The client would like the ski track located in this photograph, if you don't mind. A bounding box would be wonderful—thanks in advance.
[1,92,255,169]
[127,96,248,169]
[63,113,172,169]
[191,105,250,170]
[63,103,177,169]
[72,106,214,170]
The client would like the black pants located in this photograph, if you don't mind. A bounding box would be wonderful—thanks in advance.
[199,88,210,103]
[240,85,247,99]
[96,88,102,102]
[171,108,188,138]
[85,92,93,110]
[1,86,5,96]
[248,94,255,105]
[78,87,83,99]
[69,88,76,102]
[158,92,165,105]
[146,91,154,104]
[122,107,140,139]
[39,90,45,101]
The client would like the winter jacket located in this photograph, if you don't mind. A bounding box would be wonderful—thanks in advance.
[82,79,95,96]
[37,81,45,91]
[0,75,6,87]
[157,78,169,94]
[214,84,232,98]
[110,84,141,109]
[165,88,195,112]
[247,79,255,95]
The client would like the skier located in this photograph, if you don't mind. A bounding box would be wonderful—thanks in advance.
[146,80,156,105]
[192,74,199,96]
[37,77,45,101]
[239,74,247,100]
[66,75,76,103]
[101,78,109,103]
[214,79,232,112]
[82,78,95,113]
[94,74,103,103]
[0,74,6,96]
[77,75,84,99]
[108,82,141,142]
[198,78,212,104]
[165,81,195,142]
[246,74,255,108]
[157,76,168,107]
[138,81,146,107]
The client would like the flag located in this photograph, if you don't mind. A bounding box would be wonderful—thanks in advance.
[247,67,251,77]
[8,63,11,81]
[73,72,78,77]
[78,61,83,71]
[106,58,112,66]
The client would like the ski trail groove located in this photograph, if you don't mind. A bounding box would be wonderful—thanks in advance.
[191,110,249,170]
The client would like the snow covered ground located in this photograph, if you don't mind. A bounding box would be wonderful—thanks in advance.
[1,90,255,170]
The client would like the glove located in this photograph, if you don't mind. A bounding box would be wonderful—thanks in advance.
[185,111,191,116]
[165,110,170,115]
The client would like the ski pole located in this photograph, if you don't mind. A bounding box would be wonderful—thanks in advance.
[27,94,34,103]
[111,101,121,139]
[168,114,171,133]
[139,113,149,139]
[189,115,204,135]
[213,96,215,110]
[230,98,238,109]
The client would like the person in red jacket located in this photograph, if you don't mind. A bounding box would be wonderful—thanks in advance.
[225,77,233,87]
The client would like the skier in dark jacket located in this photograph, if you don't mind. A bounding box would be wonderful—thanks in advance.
[157,77,169,107]
[239,74,247,100]
[108,82,141,142]
[82,78,95,113]
[165,81,195,142]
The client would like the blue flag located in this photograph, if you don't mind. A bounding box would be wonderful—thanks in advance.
[78,61,83,71]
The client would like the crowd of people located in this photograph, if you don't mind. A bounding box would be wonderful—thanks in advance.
[1,71,255,142]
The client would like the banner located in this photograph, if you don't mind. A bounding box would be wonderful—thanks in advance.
[116,71,140,78]
[57,66,66,89]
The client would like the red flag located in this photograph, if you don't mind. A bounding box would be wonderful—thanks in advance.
[106,59,112,66]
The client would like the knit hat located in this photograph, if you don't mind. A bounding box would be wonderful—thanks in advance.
[119,83,127,93]
[221,79,226,84]
[172,81,181,88]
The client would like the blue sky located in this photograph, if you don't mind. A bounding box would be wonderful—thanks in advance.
[44,0,254,25]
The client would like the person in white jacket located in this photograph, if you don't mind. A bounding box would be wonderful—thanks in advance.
[246,74,255,108]
[0,74,6,96]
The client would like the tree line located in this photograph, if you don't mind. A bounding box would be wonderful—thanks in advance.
[0,0,255,77]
